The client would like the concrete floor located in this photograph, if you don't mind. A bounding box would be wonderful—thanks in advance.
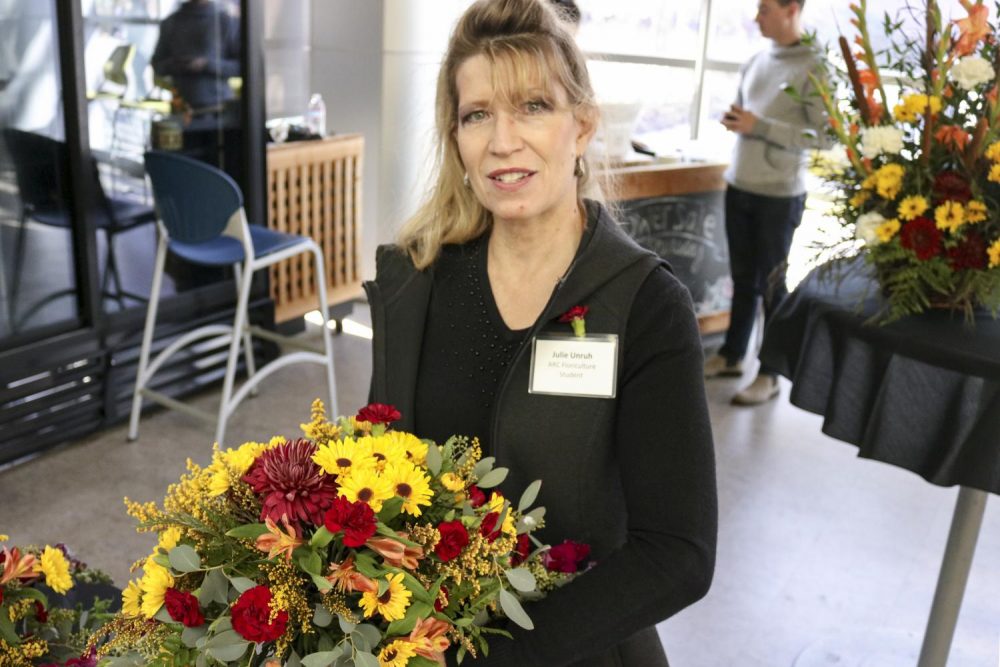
[2,303,998,666]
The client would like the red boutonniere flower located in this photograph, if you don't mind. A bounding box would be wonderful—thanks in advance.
[357,403,401,425]
[558,305,589,337]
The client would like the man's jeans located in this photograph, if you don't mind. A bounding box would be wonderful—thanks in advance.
[720,185,805,373]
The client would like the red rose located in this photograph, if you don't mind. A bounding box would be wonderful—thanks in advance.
[558,305,589,323]
[231,586,288,643]
[34,600,47,623]
[323,496,377,548]
[356,403,401,425]
[900,217,943,261]
[543,540,592,573]
[947,231,987,271]
[434,521,470,562]
[932,171,972,203]
[479,512,503,543]
[164,588,204,628]
[510,533,531,566]
[467,485,487,508]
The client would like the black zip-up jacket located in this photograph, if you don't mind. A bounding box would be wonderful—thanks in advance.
[364,201,716,666]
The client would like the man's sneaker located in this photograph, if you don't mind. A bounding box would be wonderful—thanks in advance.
[732,374,780,405]
[704,353,744,378]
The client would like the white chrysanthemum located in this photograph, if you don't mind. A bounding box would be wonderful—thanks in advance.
[855,211,886,245]
[858,126,904,159]
[950,56,995,90]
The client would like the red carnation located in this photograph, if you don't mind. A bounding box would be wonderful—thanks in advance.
[510,533,532,566]
[932,171,972,203]
[900,217,943,261]
[231,585,288,643]
[164,588,204,628]
[479,512,503,543]
[467,485,487,508]
[947,231,987,271]
[558,305,589,323]
[34,600,47,623]
[356,403,401,425]
[323,496,377,547]
[242,438,339,527]
[543,540,592,573]
[434,520,469,562]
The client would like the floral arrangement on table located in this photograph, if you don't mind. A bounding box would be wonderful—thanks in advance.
[0,537,116,666]
[92,401,589,667]
[809,0,1000,320]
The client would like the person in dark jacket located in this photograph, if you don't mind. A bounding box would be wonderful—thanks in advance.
[365,1,717,665]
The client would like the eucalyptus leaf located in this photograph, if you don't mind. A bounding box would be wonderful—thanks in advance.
[206,641,250,662]
[301,649,343,667]
[199,568,229,606]
[286,650,303,667]
[203,628,243,648]
[224,523,269,539]
[181,624,207,647]
[498,588,534,630]
[227,576,256,594]
[151,553,171,570]
[425,442,442,475]
[472,456,496,479]
[168,544,202,572]
[353,623,383,649]
[196,653,208,667]
[313,603,334,628]
[350,630,370,652]
[517,479,542,511]
[354,651,380,667]
[476,467,508,489]
[337,614,357,634]
[504,567,537,592]
[208,615,233,634]
[153,606,172,623]
[453,617,473,627]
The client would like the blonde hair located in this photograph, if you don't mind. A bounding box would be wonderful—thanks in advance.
[396,0,601,269]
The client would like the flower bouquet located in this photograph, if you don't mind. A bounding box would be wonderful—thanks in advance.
[93,401,588,667]
[810,0,1000,320]
[0,537,117,666]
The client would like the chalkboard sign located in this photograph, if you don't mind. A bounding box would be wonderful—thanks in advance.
[619,191,732,316]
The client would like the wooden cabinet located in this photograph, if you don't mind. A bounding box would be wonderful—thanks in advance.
[266,134,365,323]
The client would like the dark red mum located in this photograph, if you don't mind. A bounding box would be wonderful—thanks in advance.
[323,496,377,547]
[231,585,288,643]
[932,170,972,203]
[164,588,205,627]
[356,403,401,425]
[900,217,943,261]
[242,438,339,527]
[543,540,592,573]
[947,231,987,271]
[434,520,470,562]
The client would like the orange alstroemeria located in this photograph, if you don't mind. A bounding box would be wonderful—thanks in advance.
[935,125,972,152]
[409,617,452,662]
[366,535,424,570]
[0,546,39,585]
[255,514,304,562]
[326,554,377,594]
[952,0,990,57]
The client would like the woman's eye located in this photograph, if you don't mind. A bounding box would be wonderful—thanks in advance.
[523,100,551,114]
[461,110,488,125]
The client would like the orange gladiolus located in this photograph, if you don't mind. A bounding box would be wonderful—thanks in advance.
[935,125,972,152]
[953,0,990,57]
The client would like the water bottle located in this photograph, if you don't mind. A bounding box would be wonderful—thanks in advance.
[306,93,327,137]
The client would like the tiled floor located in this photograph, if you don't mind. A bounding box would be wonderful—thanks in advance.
[3,305,998,666]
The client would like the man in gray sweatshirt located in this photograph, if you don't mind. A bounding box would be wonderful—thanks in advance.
[704,0,826,405]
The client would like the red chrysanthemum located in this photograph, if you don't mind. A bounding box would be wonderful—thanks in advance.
[242,438,339,526]
[164,588,205,627]
[932,171,972,203]
[900,217,943,261]
[356,403,401,425]
[543,540,592,573]
[230,585,288,643]
[323,496,377,547]
[947,231,987,271]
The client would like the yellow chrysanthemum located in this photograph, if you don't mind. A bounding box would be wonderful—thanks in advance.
[487,492,517,536]
[378,430,428,466]
[966,200,988,223]
[935,201,966,232]
[338,466,394,512]
[875,163,905,200]
[139,558,174,619]
[989,163,1000,184]
[440,472,465,492]
[986,141,1000,161]
[360,572,411,621]
[34,546,72,594]
[849,190,871,208]
[157,527,183,553]
[897,195,929,221]
[988,239,1000,268]
[893,102,918,123]
[378,639,418,667]
[383,462,434,516]
[860,173,878,190]
[363,435,409,471]
[207,439,284,496]
[121,580,143,618]
[313,437,376,478]
[876,219,901,243]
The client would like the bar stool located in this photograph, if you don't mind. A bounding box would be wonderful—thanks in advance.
[129,150,337,446]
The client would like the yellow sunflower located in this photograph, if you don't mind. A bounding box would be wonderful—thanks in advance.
[121,580,143,617]
[966,200,988,223]
[440,472,466,492]
[34,546,72,594]
[383,461,434,516]
[876,219,901,243]
[874,163,905,200]
[139,559,175,619]
[378,639,418,667]
[312,437,376,478]
[897,195,929,221]
[360,572,412,621]
[157,527,183,553]
[989,239,1000,268]
[934,201,965,232]
[338,466,394,512]
[378,430,428,465]
[365,435,409,471]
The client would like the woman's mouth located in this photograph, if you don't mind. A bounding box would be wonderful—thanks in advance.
[488,169,536,188]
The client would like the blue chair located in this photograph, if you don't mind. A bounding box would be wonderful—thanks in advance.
[129,150,337,445]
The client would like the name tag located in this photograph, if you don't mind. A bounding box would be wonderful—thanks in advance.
[528,334,618,399]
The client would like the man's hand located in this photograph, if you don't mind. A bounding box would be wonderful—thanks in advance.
[720,104,758,135]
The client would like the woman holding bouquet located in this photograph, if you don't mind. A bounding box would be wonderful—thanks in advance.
[365,0,717,664]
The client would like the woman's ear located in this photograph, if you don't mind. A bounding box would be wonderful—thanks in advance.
[575,104,598,154]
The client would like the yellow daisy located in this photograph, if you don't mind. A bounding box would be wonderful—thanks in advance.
[378,639,418,667]
[365,434,409,471]
[486,492,517,536]
[985,141,1000,161]
[989,163,1000,184]
[440,472,466,492]
[966,200,988,223]
[34,546,72,594]
[157,527,183,553]
[988,239,1000,268]
[861,173,878,190]
[121,580,143,617]
[849,190,871,208]
[360,572,412,621]
[379,430,428,466]
[875,163,905,200]
[897,195,929,221]
[935,201,965,232]
[338,466,394,512]
[383,462,434,516]
[893,102,917,123]
[139,558,174,619]
[876,219,901,243]
[312,437,376,478]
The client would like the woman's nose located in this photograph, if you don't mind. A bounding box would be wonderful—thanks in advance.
[489,111,522,154]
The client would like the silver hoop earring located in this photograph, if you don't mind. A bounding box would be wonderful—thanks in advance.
[463,172,471,188]
[574,156,586,178]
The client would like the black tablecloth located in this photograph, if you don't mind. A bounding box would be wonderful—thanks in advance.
[759,261,1000,494]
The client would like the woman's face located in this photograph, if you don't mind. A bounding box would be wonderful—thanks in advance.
[454,53,593,228]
